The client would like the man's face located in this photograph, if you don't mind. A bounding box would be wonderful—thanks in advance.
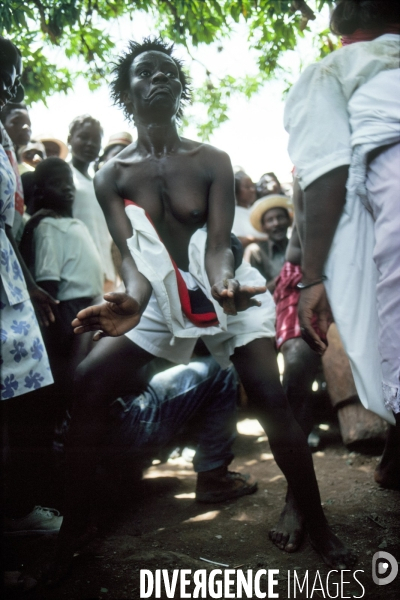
[0,61,20,110]
[257,174,280,197]
[41,165,75,210]
[237,176,257,208]
[4,108,31,146]
[69,122,102,164]
[126,51,182,122]
[261,207,290,242]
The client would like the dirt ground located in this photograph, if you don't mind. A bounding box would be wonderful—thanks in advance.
[4,413,400,600]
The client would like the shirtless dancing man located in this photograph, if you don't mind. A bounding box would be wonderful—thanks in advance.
[48,39,355,581]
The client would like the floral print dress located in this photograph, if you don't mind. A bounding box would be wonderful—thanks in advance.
[0,145,53,400]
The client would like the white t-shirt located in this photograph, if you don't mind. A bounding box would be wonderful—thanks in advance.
[34,216,104,301]
[284,34,400,190]
[70,164,115,282]
[232,205,267,239]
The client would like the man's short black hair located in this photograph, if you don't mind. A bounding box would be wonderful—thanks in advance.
[0,102,27,125]
[0,36,21,67]
[110,37,191,122]
[34,157,71,189]
[68,114,103,138]
[331,0,399,35]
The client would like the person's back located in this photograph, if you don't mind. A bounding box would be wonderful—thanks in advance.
[284,34,399,194]
[284,0,400,486]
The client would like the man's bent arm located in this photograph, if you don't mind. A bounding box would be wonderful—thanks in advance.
[301,165,349,282]
[205,149,235,287]
[94,165,152,309]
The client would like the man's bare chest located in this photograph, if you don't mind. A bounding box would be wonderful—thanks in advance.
[118,156,210,227]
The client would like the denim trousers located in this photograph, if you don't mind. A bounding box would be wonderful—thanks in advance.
[105,356,238,473]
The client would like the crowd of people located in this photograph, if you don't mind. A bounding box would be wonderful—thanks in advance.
[1,0,399,590]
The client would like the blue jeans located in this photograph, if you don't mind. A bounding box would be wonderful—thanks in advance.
[106,356,238,473]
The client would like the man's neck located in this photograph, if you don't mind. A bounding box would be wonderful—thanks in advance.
[55,207,73,218]
[136,121,181,157]
[269,237,288,253]
[72,156,91,177]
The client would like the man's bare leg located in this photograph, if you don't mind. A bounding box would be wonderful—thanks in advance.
[231,338,356,568]
[270,337,321,552]
[375,417,400,490]
[45,336,153,584]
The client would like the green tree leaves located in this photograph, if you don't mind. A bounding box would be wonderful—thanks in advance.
[1,1,336,137]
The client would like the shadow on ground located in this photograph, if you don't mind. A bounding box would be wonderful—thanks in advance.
[4,416,400,599]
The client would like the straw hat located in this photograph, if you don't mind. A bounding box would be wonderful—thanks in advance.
[34,134,69,160]
[250,195,293,232]
[103,132,133,154]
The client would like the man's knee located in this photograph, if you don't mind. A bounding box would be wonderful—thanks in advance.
[282,338,319,385]
[73,355,107,399]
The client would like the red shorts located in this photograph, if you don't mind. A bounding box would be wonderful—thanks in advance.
[273,262,321,350]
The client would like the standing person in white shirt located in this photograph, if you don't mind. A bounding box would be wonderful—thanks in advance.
[232,170,267,248]
[68,115,115,290]
[284,0,400,488]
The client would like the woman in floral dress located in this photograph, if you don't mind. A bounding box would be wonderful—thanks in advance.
[0,143,54,398]
[1,37,62,543]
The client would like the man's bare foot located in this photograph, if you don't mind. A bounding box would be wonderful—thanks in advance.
[269,497,305,552]
[308,523,357,569]
[374,459,400,489]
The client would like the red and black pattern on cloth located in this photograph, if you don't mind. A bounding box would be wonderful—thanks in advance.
[273,261,329,349]
[124,199,218,328]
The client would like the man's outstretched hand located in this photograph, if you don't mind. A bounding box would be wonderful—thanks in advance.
[211,279,266,316]
[72,292,143,341]
[298,283,332,355]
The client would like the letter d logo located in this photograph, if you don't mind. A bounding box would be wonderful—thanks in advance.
[372,551,398,586]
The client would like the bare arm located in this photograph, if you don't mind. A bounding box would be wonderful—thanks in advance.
[205,149,236,287]
[205,150,265,314]
[285,222,302,265]
[301,166,348,282]
[298,165,349,353]
[237,235,267,249]
[72,165,152,338]
[94,165,151,305]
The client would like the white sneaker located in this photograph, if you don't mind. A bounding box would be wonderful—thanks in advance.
[4,506,63,536]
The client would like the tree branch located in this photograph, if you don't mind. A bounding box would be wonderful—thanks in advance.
[291,0,316,20]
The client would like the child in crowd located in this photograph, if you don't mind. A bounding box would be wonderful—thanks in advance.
[20,158,103,437]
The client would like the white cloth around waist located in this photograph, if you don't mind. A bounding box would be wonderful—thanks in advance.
[123,202,276,368]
